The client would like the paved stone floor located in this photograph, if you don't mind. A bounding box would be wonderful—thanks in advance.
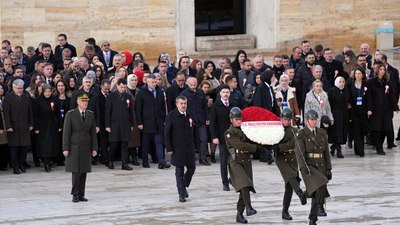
[1,138,400,225]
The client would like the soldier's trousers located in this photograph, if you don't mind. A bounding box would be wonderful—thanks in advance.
[237,187,251,214]
[309,185,327,221]
[283,178,302,210]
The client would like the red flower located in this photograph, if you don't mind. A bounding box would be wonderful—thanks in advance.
[242,106,279,122]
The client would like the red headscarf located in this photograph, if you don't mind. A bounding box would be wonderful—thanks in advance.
[122,51,133,66]
[134,70,145,86]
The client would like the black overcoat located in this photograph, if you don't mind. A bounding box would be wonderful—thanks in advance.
[33,95,62,157]
[165,109,196,167]
[327,87,349,144]
[105,91,135,142]
[209,98,232,143]
[4,92,33,147]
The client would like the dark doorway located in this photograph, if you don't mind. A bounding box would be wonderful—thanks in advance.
[195,0,245,36]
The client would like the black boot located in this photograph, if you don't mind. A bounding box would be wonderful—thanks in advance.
[245,205,257,216]
[236,213,248,223]
[131,149,140,166]
[330,144,335,156]
[309,219,317,225]
[282,209,292,220]
[210,154,216,163]
[318,205,327,216]
[297,190,307,205]
[336,146,344,158]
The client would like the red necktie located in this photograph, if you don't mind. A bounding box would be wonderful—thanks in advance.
[225,101,229,107]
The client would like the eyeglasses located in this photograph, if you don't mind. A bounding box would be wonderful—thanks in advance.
[103,44,110,47]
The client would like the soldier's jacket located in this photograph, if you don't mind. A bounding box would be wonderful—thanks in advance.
[225,125,257,192]
[275,126,299,184]
[296,126,332,195]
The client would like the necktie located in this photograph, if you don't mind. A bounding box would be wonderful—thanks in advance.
[48,79,51,84]
[81,111,85,121]
[153,89,156,99]
[313,130,316,137]
[105,52,110,66]
[225,101,229,107]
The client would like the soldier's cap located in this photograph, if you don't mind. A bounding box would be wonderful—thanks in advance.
[305,109,318,120]
[77,93,90,101]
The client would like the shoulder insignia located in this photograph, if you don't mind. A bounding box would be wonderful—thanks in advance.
[226,133,231,138]
[67,109,74,113]
[87,110,94,114]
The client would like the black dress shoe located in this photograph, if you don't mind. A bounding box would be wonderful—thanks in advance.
[19,166,26,173]
[72,195,79,203]
[13,169,20,174]
[388,143,397,149]
[199,159,211,166]
[282,210,293,220]
[132,158,140,166]
[79,196,88,202]
[317,206,327,216]
[164,163,171,168]
[336,149,344,158]
[108,162,114,169]
[223,184,230,191]
[309,219,317,225]
[44,165,51,172]
[210,155,216,163]
[298,190,307,205]
[121,164,133,170]
[236,213,248,224]
[266,158,274,165]
[245,206,257,216]
[143,163,150,168]
[377,150,386,155]
[179,195,186,202]
[184,189,189,198]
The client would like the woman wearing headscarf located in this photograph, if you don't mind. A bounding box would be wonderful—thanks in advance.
[121,51,133,69]
[367,64,398,155]
[327,76,349,158]
[347,66,368,157]
[243,71,261,107]
[33,84,62,172]
[274,74,301,125]
[126,74,141,166]
[304,80,333,128]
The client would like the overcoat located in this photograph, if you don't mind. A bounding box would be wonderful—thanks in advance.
[275,126,299,184]
[296,127,331,196]
[33,95,62,158]
[225,125,258,193]
[327,87,349,144]
[165,109,196,167]
[4,92,33,147]
[105,91,135,142]
[63,108,98,173]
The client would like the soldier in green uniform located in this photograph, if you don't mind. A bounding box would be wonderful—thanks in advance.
[296,109,332,225]
[225,107,258,224]
[63,93,98,203]
[274,108,307,221]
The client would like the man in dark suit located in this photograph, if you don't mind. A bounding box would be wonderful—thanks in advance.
[96,79,111,165]
[100,40,118,71]
[238,59,255,94]
[4,79,34,174]
[63,92,98,203]
[210,85,233,191]
[165,95,196,202]
[13,46,30,70]
[182,77,211,166]
[27,43,58,74]
[295,52,316,108]
[135,74,170,169]
[105,79,134,170]
[317,48,347,86]
[166,71,186,112]
[55,33,77,61]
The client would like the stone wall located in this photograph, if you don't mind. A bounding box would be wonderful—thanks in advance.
[0,0,177,61]
[279,0,400,52]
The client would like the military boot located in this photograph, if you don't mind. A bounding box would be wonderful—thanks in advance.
[236,212,248,224]
[282,208,292,220]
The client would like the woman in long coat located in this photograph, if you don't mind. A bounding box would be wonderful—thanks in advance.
[328,76,349,158]
[0,86,8,171]
[33,84,62,172]
[367,64,398,155]
[304,80,333,129]
[347,66,368,157]
[274,74,301,125]
[126,74,140,166]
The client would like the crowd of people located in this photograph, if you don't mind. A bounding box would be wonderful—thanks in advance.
[0,35,399,178]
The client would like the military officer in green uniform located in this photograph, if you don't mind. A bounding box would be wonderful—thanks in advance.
[296,109,332,225]
[274,108,307,221]
[63,93,98,203]
[225,107,258,224]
